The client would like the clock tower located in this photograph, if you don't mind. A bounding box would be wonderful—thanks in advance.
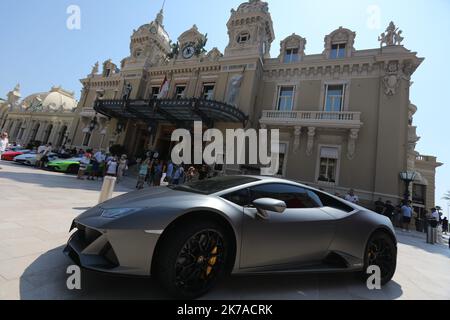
[124,9,171,70]
[224,0,275,58]
[176,25,208,60]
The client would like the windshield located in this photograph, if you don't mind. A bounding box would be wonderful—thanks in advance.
[169,176,260,195]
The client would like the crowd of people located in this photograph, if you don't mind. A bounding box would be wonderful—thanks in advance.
[2,129,450,237]
[374,198,449,234]
[135,152,217,190]
[74,149,129,182]
[332,188,449,235]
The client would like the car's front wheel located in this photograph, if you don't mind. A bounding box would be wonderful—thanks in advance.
[361,231,397,286]
[154,219,232,299]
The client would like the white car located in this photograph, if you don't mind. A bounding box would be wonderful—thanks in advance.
[13,152,58,166]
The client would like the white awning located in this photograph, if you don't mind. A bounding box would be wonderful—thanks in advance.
[320,147,339,159]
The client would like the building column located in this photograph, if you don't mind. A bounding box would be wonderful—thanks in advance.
[36,121,47,141]
[9,120,20,141]
[2,118,12,133]
[49,122,60,145]
[22,119,34,144]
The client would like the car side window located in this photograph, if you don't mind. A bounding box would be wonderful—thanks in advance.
[309,190,353,213]
[222,188,250,206]
[249,184,322,209]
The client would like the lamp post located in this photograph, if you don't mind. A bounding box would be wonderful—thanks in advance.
[399,171,417,203]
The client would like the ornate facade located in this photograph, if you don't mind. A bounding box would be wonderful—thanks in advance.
[2,0,441,214]
[0,85,78,148]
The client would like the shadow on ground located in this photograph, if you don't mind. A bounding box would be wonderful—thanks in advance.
[20,247,403,300]
[396,230,450,259]
[0,163,134,193]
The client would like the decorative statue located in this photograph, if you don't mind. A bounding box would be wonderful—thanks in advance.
[90,62,99,76]
[347,129,359,160]
[122,82,133,101]
[167,42,180,60]
[226,75,244,106]
[306,127,315,156]
[379,22,403,47]
[195,34,208,56]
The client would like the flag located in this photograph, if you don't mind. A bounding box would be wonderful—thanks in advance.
[157,75,170,99]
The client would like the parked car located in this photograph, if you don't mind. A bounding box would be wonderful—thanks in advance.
[46,157,83,173]
[5,146,25,152]
[46,157,104,174]
[65,175,397,299]
[13,152,58,166]
[1,149,31,161]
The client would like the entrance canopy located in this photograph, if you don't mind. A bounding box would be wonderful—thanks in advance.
[94,98,248,128]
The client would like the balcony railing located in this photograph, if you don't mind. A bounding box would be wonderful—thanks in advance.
[260,110,363,129]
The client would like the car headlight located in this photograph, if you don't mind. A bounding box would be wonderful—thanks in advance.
[101,208,141,219]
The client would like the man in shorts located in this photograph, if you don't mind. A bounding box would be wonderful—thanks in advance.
[401,201,413,232]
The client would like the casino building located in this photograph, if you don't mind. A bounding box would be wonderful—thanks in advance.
[0,85,78,148]
[11,0,440,212]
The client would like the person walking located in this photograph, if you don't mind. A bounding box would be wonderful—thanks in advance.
[382,200,396,222]
[117,155,128,183]
[89,150,105,181]
[136,158,150,190]
[35,143,46,168]
[40,143,53,168]
[153,160,163,186]
[106,157,119,177]
[165,160,174,185]
[77,151,91,180]
[344,189,359,204]
[442,217,448,235]
[401,201,413,232]
[172,163,185,185]
[0,132,9,170]
[430,208,440,223]
[374,198,385,214]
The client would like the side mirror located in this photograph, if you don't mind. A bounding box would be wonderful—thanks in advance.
[253,198,287,219]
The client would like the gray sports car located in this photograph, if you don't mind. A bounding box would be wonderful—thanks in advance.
[65,175,397,299]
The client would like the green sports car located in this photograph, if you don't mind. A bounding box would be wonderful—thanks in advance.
[46,157,83,173]
[46,157,104,174]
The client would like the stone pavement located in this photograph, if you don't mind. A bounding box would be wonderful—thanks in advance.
[0,161,449,300]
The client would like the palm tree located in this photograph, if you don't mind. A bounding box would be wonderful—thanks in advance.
[444,191,450,201]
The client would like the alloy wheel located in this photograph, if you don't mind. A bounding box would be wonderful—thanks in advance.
[174,229,225,294]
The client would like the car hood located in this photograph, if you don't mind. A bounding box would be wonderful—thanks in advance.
[49,159,78,164]
[100,186,208,209]
[15,154,36,159]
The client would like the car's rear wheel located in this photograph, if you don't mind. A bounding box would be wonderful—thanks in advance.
[154,219,231,299]
[360,231,397,285]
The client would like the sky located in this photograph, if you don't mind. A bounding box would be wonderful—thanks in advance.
[0,0,449,214]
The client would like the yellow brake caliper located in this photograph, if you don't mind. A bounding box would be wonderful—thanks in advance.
[206,246,218,276]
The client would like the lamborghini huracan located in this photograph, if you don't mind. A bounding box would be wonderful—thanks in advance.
[64,175,397,299]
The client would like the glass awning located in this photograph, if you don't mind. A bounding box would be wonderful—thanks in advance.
[94,98,248,127]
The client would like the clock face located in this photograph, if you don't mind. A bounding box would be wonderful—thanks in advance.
[150,26,157,34]
[182,45,195,59]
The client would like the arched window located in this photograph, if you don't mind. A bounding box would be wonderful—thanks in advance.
[323,27,356,59]
[279,34,306,63]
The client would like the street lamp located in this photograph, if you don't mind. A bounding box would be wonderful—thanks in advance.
[399,171,417,203]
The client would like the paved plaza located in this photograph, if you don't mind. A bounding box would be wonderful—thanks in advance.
[0,161,449,300]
